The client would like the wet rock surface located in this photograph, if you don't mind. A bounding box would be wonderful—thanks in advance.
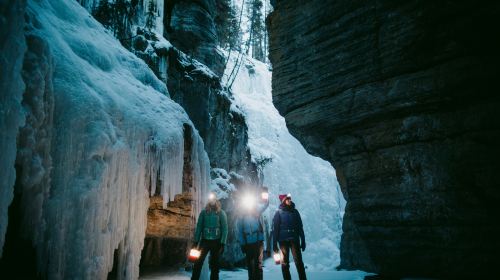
[141,194,194,267]
[166,0,225,76]
[166,48,256,179]
[268,0,500,277]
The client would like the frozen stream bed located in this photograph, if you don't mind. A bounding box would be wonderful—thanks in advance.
[139,259,371,280]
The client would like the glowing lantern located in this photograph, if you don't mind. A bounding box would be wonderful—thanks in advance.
[273,252,281,265]
[261,191,269,200]
[188,248,201,262]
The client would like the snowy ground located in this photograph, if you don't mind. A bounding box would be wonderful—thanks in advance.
[140,259,371,280]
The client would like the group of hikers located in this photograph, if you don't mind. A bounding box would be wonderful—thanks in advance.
[190,188,307,280]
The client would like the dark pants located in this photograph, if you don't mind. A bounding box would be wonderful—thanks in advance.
[244,241,264,280]
[279,240,307,280]
[191,239,222,280]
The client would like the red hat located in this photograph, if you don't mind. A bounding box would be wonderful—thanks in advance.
[279,193,291,203]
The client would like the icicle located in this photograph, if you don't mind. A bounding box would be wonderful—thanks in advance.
[158,55,168,82]
[155,0,164,36]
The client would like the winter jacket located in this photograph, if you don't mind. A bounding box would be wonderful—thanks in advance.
[194,209,228,244]
[237,200,269,245]
[272,202,305,246]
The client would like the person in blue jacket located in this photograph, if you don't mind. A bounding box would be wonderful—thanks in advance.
[237,188,269,280]
[272,193,307,280]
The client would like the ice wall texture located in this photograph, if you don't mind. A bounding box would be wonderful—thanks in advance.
[0,0,27,257]
[268,0,500,277]
[227,54,346,270]
[1,0,210,279]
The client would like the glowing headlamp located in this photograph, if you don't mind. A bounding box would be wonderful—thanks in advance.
[261,191,269,200]
[208,192,216,201]
[242,194,256,210]
[273,252,281,264]
[188,248,201,262]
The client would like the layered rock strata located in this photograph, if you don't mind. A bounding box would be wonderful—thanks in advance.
[166,48,256,179]
[141,194,195,267]
[268,0,500,277]
[166,0,225,76]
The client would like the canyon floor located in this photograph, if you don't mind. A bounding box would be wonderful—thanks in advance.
[140,259,371,280]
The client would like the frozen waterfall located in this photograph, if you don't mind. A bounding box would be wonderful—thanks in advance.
[1,0,210,279]
[226,53,347,270]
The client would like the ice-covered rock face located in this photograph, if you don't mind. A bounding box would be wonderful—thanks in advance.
[0,0,27,258]
[1,0,210,279]
[75,0,259,266]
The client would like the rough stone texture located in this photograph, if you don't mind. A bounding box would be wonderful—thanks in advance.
[167,48,257,180]
[268,0,500,278]
[141,194,194,267]
[166,48,258,266]
[167,0,225,76]
[146,195,194,238]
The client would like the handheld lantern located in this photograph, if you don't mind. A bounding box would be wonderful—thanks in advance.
[273,252,281,265]
[188,248,201,262]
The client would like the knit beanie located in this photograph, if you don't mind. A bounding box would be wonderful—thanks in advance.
[279,193,291,203]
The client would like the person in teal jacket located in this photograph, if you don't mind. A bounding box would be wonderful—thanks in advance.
[191,193,228,280]
[237,188,269,280]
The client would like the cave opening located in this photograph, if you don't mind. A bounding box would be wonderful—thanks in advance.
[0,165,40,279]
[139,124,196,275]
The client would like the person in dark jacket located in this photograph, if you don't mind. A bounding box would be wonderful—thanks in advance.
[272,193,307,280]
[237,188,270,280]
[191,193,228,280]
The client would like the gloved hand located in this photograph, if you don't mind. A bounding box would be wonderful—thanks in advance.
[301,240,306,252]
[219,243,225,254]
[273,242,279,253]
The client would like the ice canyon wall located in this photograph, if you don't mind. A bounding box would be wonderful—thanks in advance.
[0,1,210,279]
[268,0,500,278]
[0,0,27,258]
[77,0,258,266]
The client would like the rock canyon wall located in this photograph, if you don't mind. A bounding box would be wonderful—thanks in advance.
[268,0,500,277]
